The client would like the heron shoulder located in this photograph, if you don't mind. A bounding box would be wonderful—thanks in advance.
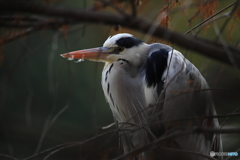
[147,43,172,53]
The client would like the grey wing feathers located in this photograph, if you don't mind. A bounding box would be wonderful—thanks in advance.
[150,49,222,159]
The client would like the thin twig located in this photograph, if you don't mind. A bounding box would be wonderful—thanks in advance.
[221,107,240,128]
[99,0,128,17]
[213,23,240,70]
[24,142,80,160]
[0,153,19,160]
[102,122,116,129]
[194,12,230,36]
[0,27,37,45]
[159,147,216,160]
[130,0,137,17]
[42,129,120,160]
[185,1,237,35]
[112,127,199,160]
[215,0,240,41]
[113,126,240,160]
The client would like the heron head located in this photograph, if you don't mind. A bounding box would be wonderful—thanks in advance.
[61,33,148,66]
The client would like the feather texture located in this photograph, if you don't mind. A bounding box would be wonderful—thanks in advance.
[100,34,222,160]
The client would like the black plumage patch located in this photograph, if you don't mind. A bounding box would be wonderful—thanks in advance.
[116,37,142,48]
[110,93,115,106]
[118,58,129,63]
[107,83,110,94]
[105,70,109,82]
[109,63,114,73]
[145,49,169,93]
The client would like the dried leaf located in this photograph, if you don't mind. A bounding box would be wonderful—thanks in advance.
[228,9,240,42]
[191,0,218,33]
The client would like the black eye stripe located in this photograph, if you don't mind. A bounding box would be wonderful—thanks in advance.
[116,37,142,48]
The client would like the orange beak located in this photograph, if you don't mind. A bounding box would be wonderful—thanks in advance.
[61,47,112,62]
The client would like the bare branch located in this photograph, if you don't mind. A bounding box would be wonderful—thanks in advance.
[0,1,240,66]
[185,1,237,35]
[113,126,240,160]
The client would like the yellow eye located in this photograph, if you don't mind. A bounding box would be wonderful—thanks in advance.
[118,47,124,52]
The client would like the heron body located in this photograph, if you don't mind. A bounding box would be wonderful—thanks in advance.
[61,33,222,160]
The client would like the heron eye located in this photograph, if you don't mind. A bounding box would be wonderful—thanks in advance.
[117,47,124,52]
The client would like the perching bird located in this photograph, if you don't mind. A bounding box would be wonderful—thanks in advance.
[61,33,222,160]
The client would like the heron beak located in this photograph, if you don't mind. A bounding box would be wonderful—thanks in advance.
[61,47,112,61]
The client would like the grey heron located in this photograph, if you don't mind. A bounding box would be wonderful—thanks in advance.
[61,33,222,160]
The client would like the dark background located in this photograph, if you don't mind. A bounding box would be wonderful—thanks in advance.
[0,0,240,159]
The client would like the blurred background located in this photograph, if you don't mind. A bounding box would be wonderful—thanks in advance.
[0,0,240,159]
